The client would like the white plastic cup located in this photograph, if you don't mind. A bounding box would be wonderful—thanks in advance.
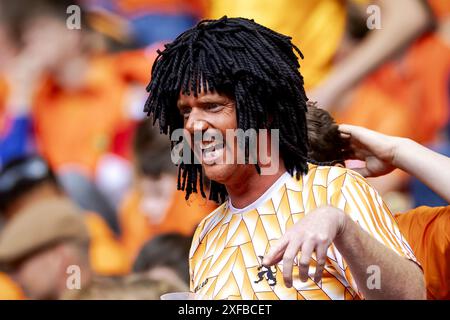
[160,291,198,300]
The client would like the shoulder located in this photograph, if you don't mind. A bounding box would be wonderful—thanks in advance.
[405,205,450,217]
[304,163,371,190]
[189,202,228,258]
[192,202,228,242]
[398,205,450,228]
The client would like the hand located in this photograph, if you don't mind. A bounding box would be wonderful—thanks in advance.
[4,46,48,114]
[263,206,347,288]
[338,124,401,178]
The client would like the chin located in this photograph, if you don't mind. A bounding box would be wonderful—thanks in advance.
[203,163,236,185]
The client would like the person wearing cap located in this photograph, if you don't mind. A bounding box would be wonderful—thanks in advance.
[0,155,131,299]
[0,196,186,300]
[0,196,93,299]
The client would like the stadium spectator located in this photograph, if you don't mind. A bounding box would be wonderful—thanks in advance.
[133,233,192,291]
[0,197,93,299]
[0,156,130,281]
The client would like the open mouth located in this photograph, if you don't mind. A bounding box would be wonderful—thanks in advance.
[199,141,225,165]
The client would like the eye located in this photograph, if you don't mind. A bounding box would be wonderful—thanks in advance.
[205,103,222,112]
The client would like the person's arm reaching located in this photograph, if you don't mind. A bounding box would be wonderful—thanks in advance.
[309,0,433,109]
[339,124,450,203]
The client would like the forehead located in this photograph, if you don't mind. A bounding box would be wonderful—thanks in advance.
[177,90,231,107]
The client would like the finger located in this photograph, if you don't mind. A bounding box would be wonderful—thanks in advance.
[263,237,289,266]
[339,125,374,151]
[282,240,302,288]
[298,241,314,282]
[338,124,368,139]
[337,124,357,135]
[263,246,285,266]
[313,244,328,283]
[339,124,387,152]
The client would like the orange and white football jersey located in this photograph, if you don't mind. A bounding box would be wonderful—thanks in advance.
[189,164,417,300]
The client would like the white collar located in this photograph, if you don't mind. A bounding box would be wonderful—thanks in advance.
[227,171,291,214]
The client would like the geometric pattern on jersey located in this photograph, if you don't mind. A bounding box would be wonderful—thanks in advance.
[189,164,418,300]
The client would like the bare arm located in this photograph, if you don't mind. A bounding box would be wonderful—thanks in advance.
[310,0,433,108]
[335,212,425,299]
[264,205,426,299]
[339,124,450,203]
[393,138,450,203]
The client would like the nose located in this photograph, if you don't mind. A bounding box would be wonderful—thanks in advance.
[185,110,209,134]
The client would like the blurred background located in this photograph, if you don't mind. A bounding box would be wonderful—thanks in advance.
[0,0,449,299]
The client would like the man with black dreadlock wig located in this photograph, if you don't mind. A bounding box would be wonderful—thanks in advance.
[144,17,425,300]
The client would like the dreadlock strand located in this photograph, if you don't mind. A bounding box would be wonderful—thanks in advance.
[145,17,310,203]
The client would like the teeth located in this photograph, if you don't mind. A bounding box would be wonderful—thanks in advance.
[202,147,221,163]
[203,146,216,153]
[200,142,215,150]
[199,141,223,150]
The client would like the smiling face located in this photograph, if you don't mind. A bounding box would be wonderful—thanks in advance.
[177,90,253,186]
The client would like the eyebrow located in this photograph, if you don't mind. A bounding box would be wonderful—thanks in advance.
[177,95,228,108]
[197,96,227,104]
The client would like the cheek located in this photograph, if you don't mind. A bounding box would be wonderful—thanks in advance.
[223,106,238,129]
[16,261,44,290]
[207,103,238,131]
[23,254,57,282]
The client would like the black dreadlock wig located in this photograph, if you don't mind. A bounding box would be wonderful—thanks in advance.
[144,16,310,203]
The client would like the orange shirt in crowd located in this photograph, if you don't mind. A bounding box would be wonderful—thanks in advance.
[114,49,153,85]
[32,50,155,176]
[336,33,450,144]
[119,188,217,260]
[428,0,450,21]
[32,55,129,176]
[396,206,450,300]
[84,213,131,276]
[336,0,450,144]
[0,272,25,300]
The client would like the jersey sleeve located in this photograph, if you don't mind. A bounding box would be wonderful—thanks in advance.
[326,169,418,294]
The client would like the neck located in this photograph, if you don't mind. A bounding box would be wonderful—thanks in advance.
[226,161,286,209]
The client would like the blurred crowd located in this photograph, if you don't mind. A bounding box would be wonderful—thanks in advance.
[0,0,449,299]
